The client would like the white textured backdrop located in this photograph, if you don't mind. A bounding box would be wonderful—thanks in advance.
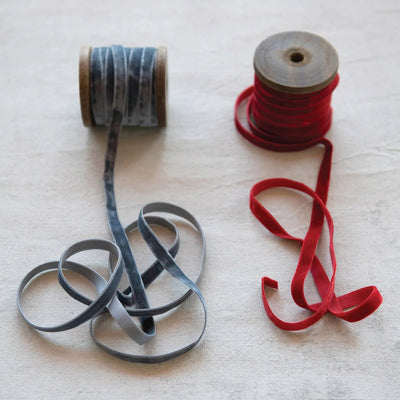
[1,0,399,399]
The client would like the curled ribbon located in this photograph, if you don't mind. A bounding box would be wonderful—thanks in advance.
[235,74,382,330]
[17,45,207,362]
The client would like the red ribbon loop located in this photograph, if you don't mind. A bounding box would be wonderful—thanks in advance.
[235,75,382,331]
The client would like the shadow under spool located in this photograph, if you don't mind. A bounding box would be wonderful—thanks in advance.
[253,31,339,94]
[79,45,168,128]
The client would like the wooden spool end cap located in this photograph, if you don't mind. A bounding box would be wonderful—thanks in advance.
[79,45,167,128]
[156,46,168,127]
[254,31,339,94]
[79,46,94,127]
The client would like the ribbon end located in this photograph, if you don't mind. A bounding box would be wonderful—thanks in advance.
[262,276,278,289]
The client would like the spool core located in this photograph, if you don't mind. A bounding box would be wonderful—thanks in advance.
[253,31,339,94]
[79,46,168,127]
[289,51,304,63]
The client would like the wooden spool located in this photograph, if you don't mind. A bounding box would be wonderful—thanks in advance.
[79,46,168,127]
[253,31,339,94]
[155,46,168,128]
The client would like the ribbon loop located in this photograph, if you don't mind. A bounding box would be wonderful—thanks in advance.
[235,74,382,330]
[17,45,207,362]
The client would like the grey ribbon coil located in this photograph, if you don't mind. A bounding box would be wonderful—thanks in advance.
[17,45,207,363]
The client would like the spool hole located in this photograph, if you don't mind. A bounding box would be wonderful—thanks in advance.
[290,52,304,63]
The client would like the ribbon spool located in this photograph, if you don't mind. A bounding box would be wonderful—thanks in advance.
[17,45,206,363]
[235,32,382,331]
[79,45,167,127]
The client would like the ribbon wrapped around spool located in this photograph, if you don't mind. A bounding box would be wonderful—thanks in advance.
[234,32,382,331]
[17,45,207,363]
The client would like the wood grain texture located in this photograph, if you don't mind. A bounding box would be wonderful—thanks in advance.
[79,46,93,127]
[156,46,168,127]
[254,31,339,94]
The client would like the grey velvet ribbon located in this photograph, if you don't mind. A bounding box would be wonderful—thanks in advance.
[17,45,207,363]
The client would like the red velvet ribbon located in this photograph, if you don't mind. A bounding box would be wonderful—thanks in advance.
[235,74,382,330]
